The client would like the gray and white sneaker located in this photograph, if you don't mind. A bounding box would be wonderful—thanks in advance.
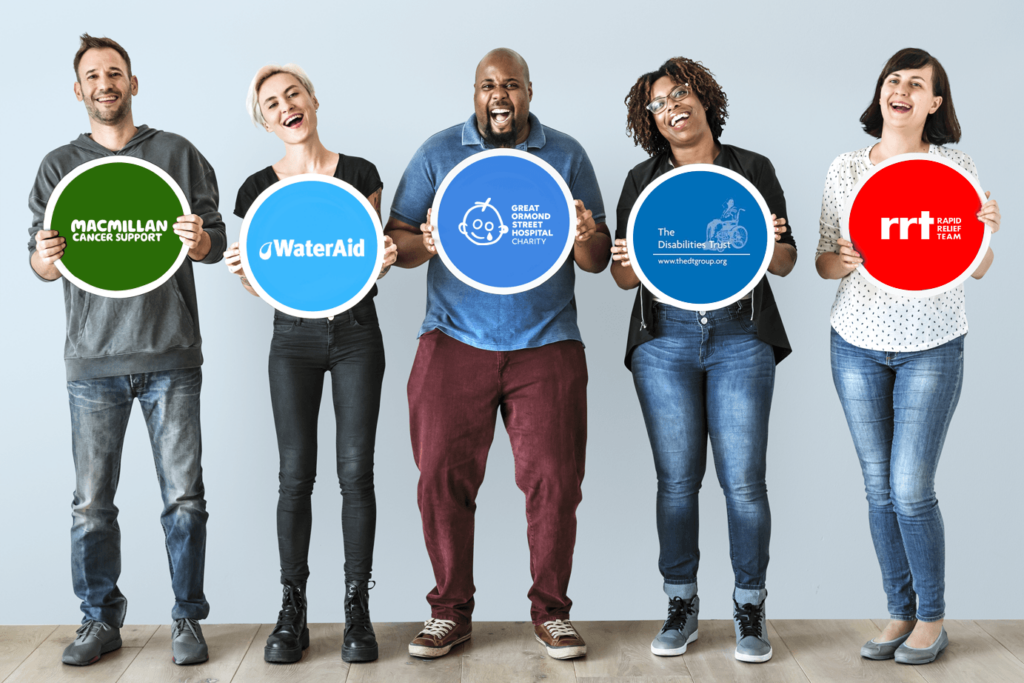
[172,618,209,665]
[651,596,699,656]
[733,589,772,663]
[61,621,122,666]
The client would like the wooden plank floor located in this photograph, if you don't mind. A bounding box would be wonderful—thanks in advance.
[1,621,1021,682]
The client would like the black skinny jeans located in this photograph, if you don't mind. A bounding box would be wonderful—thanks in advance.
[268,300,385,585]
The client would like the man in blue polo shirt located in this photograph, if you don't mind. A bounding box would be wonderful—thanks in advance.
[385,48,609,661]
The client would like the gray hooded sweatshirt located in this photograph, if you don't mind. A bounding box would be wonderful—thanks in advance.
[28,125,226,381]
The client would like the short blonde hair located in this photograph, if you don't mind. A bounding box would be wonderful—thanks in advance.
[246,63,315,128]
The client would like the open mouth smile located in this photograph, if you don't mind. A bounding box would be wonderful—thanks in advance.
[890,101,912,114]
[490,108,512,125]
[95,94,119,105]
[669,111,690,129]
[284,113,304,129]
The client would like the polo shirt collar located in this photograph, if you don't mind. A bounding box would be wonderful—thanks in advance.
[462,113,546,150]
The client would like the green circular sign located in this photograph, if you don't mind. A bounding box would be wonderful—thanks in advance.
[45,157,190,297]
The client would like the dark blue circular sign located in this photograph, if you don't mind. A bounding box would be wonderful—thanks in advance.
[239,175,383,318]
[432,149,576,294]
[628,165,773,310]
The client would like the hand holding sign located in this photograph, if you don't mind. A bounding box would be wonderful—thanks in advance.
[34,230,67,265]
[977,192,1000,234]
[421,208,437,255]
[575,200,597,242]
[174,214,207,259]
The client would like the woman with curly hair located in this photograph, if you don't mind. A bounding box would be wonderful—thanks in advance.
[610,57,796,663]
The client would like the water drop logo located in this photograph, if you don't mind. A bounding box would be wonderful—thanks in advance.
[459,198,508,246]
[259,241,273,260]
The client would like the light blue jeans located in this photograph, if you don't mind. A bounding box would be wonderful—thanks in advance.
[831,329,964,622]
[67,367,209,626]
[631,302,775,595]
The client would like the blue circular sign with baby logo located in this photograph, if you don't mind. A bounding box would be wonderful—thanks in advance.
[432,149,576,294]
[239,175,384,318]
[627,165,773,310]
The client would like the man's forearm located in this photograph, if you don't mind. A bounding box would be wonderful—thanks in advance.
[30,250,61,281]
[188,230,212,261]
[385,222,433,268]
[573,228,611,273]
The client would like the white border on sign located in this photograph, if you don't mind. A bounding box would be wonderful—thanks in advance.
[841,153,991,298]
[45,156,191,298]
[239,174,385,319]
[626,164,774,311]
[430,148,577,295]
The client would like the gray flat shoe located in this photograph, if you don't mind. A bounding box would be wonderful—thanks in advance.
[894,627,948,665]
[861,630,911,660]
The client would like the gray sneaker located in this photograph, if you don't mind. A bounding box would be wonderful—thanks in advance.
[733,590,772,663]
[172,618,209,665]
[651,596,699,656]
[62,621,122,666]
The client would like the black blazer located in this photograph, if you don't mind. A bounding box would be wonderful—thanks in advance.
[615,144,796,370]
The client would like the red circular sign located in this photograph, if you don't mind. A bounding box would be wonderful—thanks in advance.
[844,154,989,296]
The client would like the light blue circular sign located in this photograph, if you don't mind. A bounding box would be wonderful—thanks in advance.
[432,149,576,294]
[239,175,383,318]
[627,165,773,310]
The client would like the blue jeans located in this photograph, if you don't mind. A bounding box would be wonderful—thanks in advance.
[631,302,775,592]
[831,329,964,622]
[67,367,209,626]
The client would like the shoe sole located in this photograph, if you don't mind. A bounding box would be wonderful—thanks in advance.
[535,634,587,660]
[264,628,310,664]
[651,629,698,656]
[61,637,123,666]
[342,644,379,663]
[735,646,773,663]
[409,632,471,658]
[895,643,948,665]
[173,649,210,666]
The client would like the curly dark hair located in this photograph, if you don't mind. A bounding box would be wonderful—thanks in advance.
[625,57,728,156]
[860,47,960,145]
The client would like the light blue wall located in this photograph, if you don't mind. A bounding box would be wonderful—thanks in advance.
[2,0,1021,625]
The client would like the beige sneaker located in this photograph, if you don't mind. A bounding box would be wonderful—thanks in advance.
[535,619,587,659]
[408,618,471,658]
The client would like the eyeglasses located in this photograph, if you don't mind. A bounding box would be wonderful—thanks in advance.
[646,84,691,114]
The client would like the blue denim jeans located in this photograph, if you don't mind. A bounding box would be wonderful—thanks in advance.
[631,302,775,593]
[67,367,209,627]
[831,329,964,622]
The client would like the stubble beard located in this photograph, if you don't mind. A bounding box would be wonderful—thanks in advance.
[86,90,132,126]
[482,110,518,148]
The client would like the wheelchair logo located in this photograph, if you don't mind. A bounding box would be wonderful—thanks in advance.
[459,198,509,246]
[705,199,748,252]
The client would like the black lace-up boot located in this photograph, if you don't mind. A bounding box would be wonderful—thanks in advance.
[342,579,378,662]
[264,582,309,663]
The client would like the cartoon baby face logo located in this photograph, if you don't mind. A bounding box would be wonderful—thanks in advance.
[459,198,509,246]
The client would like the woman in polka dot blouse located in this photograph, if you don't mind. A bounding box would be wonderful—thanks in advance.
[815,47,1000,665]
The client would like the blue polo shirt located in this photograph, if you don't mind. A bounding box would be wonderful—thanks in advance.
[391,113,605,351]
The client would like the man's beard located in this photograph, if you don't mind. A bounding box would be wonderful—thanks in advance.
[85,90,132,126]
[482,111,518,148]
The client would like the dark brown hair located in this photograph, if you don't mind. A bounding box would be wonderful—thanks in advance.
[625,57,728,156]
[73,34,132,82]
[860,47,960,145]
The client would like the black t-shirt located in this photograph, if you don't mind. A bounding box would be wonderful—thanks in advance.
[234,153,384,305]
[615,144,796,369]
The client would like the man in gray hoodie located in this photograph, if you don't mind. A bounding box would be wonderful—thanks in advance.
[28,34,225,667]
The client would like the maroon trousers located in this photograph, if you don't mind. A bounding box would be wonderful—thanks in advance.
[408,330,588,624]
